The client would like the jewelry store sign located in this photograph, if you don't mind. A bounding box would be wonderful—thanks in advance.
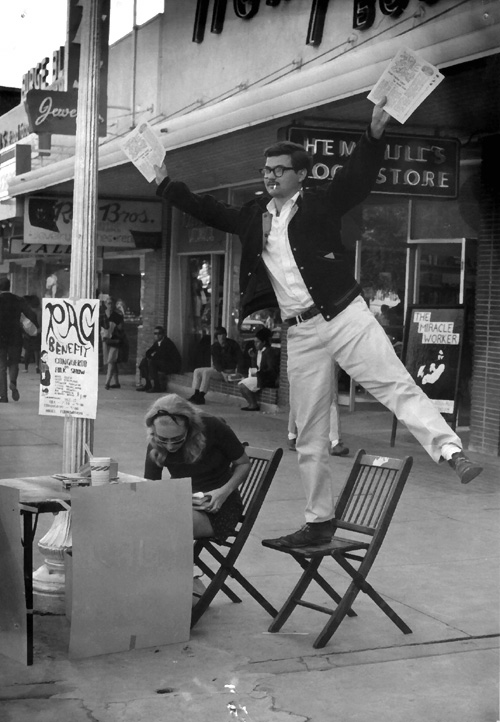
[21,197,161,251]
[39,298,99,419]
[288,128,459,199]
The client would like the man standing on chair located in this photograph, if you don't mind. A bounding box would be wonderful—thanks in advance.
[153,97,483,549]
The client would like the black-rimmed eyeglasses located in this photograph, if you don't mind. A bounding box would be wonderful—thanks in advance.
[259,166,295,178]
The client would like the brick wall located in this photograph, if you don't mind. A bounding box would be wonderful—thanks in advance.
[277,324,290,408]
[135,210,170,382]
[469,135,500,455]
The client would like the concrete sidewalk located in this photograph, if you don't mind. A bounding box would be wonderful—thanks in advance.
[0,371,498,722]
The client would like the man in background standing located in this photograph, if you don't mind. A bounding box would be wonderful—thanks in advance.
[0,276,38,403]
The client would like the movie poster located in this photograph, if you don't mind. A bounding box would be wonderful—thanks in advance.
[39,299,100,419]
[404,307,465,415]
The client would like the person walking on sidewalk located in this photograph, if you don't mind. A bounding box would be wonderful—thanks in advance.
[189,326,243,405]
[288,361,348,456]
[153,96,482,549]
[0,276,38,403]
[100,296,126,390]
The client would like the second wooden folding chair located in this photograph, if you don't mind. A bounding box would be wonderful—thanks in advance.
[262,450,413,648]
[191,445,283,627]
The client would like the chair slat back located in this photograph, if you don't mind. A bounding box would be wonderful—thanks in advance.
[232,446,283,536]
[335,450,412,536]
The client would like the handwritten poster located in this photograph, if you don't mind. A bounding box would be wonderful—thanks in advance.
[39,299,100,419]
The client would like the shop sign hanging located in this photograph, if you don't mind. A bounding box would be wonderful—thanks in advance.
[23,0,110,136]
[288,127,459,198]
[23,197,162,248]
[39,298,100,420]
[192,0,441,46]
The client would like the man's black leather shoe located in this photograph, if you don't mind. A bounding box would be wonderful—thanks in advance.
[263,521,333,548]
[448,451,483,484]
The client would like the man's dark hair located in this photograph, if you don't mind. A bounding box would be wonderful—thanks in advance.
[0,276,11,292]
[154,325,165,334]
[255,327,273,344]
[215,326,227,336]
[263,141,312,174]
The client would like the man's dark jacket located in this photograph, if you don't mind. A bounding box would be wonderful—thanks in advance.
[145,337,181,375]
[0,292,37,348]
[211,338,242,373]
[156,130,385,321]
[254,346,280,389]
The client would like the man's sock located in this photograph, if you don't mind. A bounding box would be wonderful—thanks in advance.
[441,443,462,461]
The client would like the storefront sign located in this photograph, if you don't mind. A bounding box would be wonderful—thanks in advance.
[24,197,162,248]
[288,127,459,198]
[24,89,108,137]
[402,306,464,416]
[193,0,441,46]
[39,298,100,419]
[22,0,110,136]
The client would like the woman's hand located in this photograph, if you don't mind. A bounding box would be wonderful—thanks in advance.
[197,452,251,514]
[201,487,229,514]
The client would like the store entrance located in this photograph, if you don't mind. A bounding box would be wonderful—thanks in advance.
[100,256,142,374]
[406,238,477,424]
[183,254,225,370]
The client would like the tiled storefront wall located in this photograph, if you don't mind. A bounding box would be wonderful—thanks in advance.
[470,135,500,455]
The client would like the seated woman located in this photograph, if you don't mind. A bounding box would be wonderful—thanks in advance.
[144,393,250,540]
[238,327,280,411]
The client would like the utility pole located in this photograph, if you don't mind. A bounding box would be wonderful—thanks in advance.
[63,0,102,472]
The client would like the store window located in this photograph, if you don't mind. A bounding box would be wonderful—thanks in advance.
[344,198,408,349]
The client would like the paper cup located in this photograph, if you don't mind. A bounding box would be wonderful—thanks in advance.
[90,457,112,486]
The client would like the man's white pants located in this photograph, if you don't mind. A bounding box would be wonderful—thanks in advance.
[288,296,461,523]
[192,367,223,393]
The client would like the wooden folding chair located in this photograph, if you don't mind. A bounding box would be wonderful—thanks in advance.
[262,450,413,649]
[191,445,283,627]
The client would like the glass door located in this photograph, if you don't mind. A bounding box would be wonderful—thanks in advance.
[407,238,476,306]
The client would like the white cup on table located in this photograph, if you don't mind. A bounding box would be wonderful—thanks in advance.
[90,457,112,486]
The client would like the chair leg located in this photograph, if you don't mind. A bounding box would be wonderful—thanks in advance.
[335,555,412,634]
[313,580,361,648]
[268,556,323,633]
[226,566,278,618]
[191,566,234,627]
[294,555,357,618]
[195,557,242,603]
[313,558,412,649]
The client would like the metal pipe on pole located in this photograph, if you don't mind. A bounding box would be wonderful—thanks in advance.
[62,0,102,472]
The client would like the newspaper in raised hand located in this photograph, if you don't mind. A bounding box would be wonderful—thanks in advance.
[121,121,165,182]
[368,47,444,124]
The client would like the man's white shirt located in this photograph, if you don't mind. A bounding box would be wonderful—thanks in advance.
[262,193,314,319]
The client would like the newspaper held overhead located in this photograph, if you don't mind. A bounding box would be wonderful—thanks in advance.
[368,47,444,125]
[121,121,165,182]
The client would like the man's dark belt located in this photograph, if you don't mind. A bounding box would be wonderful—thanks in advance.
[285,305,321,327]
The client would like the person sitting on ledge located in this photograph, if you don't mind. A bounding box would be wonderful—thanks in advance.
[137,325,181,393]
[189,326,243,405]
[143,393,250,541]
[238,327,280,411]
